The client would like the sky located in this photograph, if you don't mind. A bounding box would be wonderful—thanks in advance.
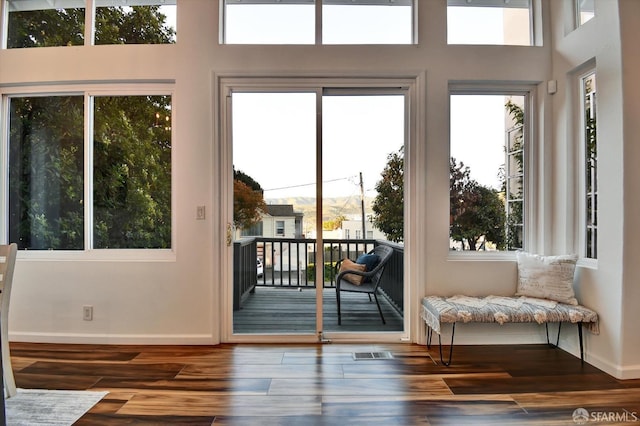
[232,93,405,200]
[224,4,521,197]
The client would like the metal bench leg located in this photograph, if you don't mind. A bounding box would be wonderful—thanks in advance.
[578,322,584,363]
[545,322,562,347]
[437,323,456,367]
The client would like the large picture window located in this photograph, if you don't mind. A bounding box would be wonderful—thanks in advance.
[449,92,527,252]
[5,91,172,250]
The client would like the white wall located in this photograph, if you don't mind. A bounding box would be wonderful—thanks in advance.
[1,0,638,378]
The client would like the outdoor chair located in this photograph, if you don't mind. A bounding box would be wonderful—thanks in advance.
[1,243,17,398]
[335,244,394,325]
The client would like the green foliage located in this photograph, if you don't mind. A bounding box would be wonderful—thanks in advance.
[95,6,175,45]
[7,8,85,48]
[8,96,85,250]
[306,262,338,283]
[450,158,506,251]
[371,147,404,243]
[93,96,172,248]
[7,7,174,250]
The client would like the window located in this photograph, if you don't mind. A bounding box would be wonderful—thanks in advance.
[576,0,594,26]
[450,93,527,252]
[95,1,176,44]
[5,91,172,250]
[582,72,597,259]
[6,0,86,48]
[93,95,172,249]
[4,0,176,48]
[223,0,315,45]
[447,0,532,46]
[276,220,285,236]
[222,0,414,45]
[322,0,413,45]
[8,96,85,249]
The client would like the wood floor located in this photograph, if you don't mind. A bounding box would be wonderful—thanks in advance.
[8,341,640,425]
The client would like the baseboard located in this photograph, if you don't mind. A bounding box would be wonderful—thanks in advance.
[9,331,217,345]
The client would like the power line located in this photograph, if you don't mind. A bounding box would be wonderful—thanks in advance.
[264,176,356,192]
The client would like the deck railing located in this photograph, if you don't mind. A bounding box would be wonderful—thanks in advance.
[233,237,404,313]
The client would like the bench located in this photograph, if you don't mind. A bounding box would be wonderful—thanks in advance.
[421,295,599,366]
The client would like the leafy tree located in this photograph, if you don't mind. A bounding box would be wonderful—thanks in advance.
[233,168,266,231]
[323,215,346,231]
[7,7,174,250]
[450,158,506,251]
[372,147,404,243]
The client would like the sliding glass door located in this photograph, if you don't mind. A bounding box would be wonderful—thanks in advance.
[224,81,407,340]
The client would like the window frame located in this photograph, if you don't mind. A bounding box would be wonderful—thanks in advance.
[1,83,176,260]
[446,0,535,47]
[220,0,416,46]
[580,69,597,261]
[2,0,177,49]
[448,84,536,261]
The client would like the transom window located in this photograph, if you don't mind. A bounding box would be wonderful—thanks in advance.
[4,0,176,48]
[447,0,532,46]
[449,92,527,252]
[222,0,414,45]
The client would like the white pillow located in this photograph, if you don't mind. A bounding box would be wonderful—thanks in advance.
[515,252,578,305]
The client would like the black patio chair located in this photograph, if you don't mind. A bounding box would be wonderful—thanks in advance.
[335,245,394,325]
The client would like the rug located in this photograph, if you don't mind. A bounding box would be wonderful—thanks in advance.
[5,388,108,425]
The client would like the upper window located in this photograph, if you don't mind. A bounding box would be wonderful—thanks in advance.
[6,92,172,250]
[95,1,176,45]
[576,0,594,27]
[582,72,597,259]
[6,0,86,48]
[4,0,176,48]
[447,0,532,46]
[222,0,414,45]
[450,92,527,252]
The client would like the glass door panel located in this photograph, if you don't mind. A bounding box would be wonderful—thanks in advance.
[231,92,318,334]
[321,93,405,334]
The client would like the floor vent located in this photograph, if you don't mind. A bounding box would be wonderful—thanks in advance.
[353,351,394,361]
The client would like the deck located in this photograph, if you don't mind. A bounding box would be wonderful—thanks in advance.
[233,287,404,334]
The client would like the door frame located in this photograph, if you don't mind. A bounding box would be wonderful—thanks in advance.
[215,74,424,344]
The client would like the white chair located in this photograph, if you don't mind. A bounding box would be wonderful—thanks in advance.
[0,243,17,398]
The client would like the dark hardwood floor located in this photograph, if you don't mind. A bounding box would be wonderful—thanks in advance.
[8,341,640,425]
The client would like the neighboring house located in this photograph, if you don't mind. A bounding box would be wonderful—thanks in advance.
[240,204,303,239]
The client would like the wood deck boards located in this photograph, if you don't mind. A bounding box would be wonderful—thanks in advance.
[234,287,404,333]
[8,342,640,424]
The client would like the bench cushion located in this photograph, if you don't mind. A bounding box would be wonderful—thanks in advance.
[421,295,599,334]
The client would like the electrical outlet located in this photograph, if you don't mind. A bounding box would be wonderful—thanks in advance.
[83,305,93,321]
[196,205,206,220]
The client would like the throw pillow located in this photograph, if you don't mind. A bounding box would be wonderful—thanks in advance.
[515,252,579,305]
[339,258,367,285]
[356,253,380,271]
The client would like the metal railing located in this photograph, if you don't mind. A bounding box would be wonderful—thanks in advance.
[233,237,404,313]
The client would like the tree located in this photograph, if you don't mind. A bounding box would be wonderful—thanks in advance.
[371,147,404,243]
[7,7,174,250]
[233,169,266,231]
[323,215,346,231]
[450,158,506,250]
